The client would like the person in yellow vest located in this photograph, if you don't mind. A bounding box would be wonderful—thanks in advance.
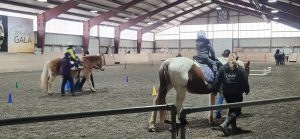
[65,45,82,68]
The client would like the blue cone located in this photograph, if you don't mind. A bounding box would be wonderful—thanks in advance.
[8,93,12,104]
[65,80,71,92]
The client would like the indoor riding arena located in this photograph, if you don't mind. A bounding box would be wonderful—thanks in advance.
[0,0,300,139]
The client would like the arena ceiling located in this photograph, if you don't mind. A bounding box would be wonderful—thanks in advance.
[0,0,299,33]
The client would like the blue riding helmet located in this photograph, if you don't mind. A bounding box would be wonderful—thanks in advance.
[64,52,71,58]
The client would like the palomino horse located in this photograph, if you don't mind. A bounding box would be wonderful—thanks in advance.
[148,57,250,131]
[41,54,105,95]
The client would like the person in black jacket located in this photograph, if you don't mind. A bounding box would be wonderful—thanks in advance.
[77,49,95,91]
[61,52,75,96]
[214,54,250,136]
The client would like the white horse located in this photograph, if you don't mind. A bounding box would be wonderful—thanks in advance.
[148,57,250,131]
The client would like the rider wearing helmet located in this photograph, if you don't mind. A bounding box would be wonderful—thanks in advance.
[65,45,82,68]
[194,31,218,79]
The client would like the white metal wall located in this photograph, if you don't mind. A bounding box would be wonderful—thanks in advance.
[36,33,154,53]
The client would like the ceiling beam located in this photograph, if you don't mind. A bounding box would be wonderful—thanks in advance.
[40,0,81,22]
[141,3,211,34]
[118,0,187,31]
[258,0,300,18]
[86,0,144,28]
[181,9,216,24]
[289,0,300,5]
[250,0,269,22]
[222,0,300,22]
[214,1,300,30]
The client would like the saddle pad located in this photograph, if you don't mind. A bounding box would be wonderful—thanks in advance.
[198,64,214,83]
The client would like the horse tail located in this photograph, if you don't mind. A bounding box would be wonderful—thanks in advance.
[40,62,49,91]
[156,60,171,122]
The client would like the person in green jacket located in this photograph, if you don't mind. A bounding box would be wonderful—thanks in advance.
[65,45,82,68]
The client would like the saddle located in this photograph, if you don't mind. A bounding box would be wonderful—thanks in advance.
[193,60,214,83]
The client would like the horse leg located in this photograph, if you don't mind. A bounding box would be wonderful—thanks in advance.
[48,74,56,95]
[148,96,159,132]
[86,73,96,92]
[174,86,187,125]
[208,93,216,124]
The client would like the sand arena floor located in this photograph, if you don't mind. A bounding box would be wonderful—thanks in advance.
[0,62,299,139]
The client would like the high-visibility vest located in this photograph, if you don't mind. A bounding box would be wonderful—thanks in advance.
[65,48,76,59]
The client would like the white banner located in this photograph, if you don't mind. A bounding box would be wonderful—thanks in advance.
[7,16,34,53]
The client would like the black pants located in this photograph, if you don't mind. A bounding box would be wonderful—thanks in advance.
[223,91,243,116]
[78,74,94,90]
[61,75,74,94]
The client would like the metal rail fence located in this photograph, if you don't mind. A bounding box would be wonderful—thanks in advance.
[0,104,177,139]
[180,96,300,139]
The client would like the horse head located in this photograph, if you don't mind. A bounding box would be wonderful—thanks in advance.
[244,61,250,78]
[94,54,105,71]
[82,54,105,71]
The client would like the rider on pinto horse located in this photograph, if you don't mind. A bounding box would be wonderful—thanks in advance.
[194,31,218,81]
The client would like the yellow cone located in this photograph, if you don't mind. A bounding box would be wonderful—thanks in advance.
[152,84,157,96]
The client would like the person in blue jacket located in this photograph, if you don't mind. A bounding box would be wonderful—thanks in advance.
[61,52,75,96]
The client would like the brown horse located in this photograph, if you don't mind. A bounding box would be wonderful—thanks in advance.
[41,54,105,95]
[148,57,250,131]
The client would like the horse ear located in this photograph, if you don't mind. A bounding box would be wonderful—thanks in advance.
[245,61,250,68]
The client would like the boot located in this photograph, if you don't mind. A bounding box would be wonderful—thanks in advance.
[219,113,236,136]
[230,117,242,135]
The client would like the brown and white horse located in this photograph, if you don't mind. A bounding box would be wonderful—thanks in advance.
[41,54,105,95]
[148,57,250,131]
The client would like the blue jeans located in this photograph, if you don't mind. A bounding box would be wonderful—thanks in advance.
[216,92,224,115]
[61,75,74,94]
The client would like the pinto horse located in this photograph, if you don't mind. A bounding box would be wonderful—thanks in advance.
[148,57,250,131]
[41,54,105,95]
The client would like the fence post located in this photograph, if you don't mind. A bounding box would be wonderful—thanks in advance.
[169,104,177,139]
[180,111,187,139]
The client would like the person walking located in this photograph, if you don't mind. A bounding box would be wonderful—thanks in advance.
[214,54,250,136]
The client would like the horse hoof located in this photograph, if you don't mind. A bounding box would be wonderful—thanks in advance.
[148,128,156,132]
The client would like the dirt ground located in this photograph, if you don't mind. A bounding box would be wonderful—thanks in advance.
[0,62,299,139]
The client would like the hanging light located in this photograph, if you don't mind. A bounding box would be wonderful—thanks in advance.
[90,10,98,13]
[273,17,279,20]
[268,0,277,3]
[147,22,154,25]
[204,0,212,4]
[37,0,47,2]
[216,7,222,10]
[271,10,279,13]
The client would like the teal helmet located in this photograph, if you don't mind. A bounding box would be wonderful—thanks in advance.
[197,31,206,39]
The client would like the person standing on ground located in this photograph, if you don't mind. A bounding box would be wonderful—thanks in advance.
[214,54,250,136]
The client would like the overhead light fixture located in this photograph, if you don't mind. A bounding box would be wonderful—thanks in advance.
[273,17,279,20]
[125,17,130,20]
[271,10,278,13]
[147,22,154,25]
[216,7,221,10]
[37,0,47,2]
[90,10,98,13]
[268,0,277,3]
[204,0,212,4]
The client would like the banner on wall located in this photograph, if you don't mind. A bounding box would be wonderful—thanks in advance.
[0,15,8,52]
[0,15,34,53]
[7,16,34,53]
